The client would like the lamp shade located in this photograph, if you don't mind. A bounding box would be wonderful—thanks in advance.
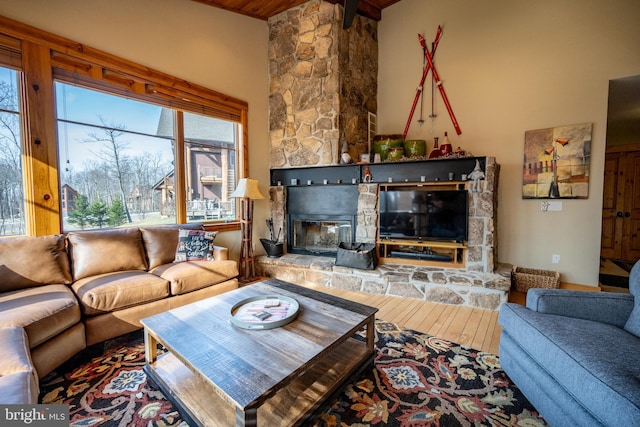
[231,178,265,200]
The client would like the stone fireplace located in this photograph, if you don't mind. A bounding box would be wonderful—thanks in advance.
[268,0,377,167]
[260,1,510,310]
[256,157,510,310]
[266,157,499,272]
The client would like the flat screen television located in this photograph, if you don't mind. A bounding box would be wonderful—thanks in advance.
[378,188,468,242]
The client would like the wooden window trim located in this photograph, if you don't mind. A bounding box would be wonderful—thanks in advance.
[0,14,249,234]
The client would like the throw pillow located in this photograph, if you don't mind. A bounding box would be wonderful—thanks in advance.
[174,229,217,262]
[140,223,204,269]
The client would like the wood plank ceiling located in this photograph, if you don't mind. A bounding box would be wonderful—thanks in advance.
[192,0,402,21]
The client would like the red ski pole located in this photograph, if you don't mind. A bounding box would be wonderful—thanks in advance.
[402,27,442,140]
[420,33,462,135]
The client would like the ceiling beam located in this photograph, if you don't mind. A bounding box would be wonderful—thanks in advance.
[326,0,382,21]
[192,0,310,21]
[191,0,404,22]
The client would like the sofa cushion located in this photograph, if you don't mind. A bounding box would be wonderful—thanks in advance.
[67,228,148,281]
[500,303,640,426]
[150,260,238,295]
[72,271,170,316]
[624,260,640,337]
[0,327,39,404]
[140,223,203,269]
[0,285,81,348]
[174,229,217,262]
[0,234,71,292]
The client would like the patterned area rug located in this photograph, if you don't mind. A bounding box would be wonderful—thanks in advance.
[40,321,546,426]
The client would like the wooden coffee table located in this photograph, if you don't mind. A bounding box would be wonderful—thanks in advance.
[141,278,378,427]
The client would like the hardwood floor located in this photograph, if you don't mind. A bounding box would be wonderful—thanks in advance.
[305,281,603,356]
[305,284,502,355]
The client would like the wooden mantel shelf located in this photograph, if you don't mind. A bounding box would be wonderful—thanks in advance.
[270,157,487,187]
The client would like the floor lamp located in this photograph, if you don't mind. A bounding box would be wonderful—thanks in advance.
[231,178,265,281]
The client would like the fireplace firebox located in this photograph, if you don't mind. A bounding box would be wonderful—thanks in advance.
[286,185,358,256]
[290,216,353,255]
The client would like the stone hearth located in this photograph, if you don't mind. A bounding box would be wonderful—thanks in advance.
[256,254,511,310]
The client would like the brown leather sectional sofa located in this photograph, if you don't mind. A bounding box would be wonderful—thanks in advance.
[0,223,238,404]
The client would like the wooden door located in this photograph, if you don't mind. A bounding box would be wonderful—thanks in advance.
[601,153,623,259]
[622,151,640,261]
[601,150,640,261]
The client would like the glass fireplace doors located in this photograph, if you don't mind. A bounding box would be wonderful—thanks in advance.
[289,215,355,256]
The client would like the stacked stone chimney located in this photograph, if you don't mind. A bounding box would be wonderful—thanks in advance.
[268,0,378,168]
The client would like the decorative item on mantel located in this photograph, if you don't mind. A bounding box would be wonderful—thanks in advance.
[468,159,485,193]
[387,146,405,161]
[429,136,442,158]
[404,139,427,158]
[373,134,404,161]
[231,178,265,280]
[440,131,453,155]
[358,153,370,163]
[340,138,353,164]
[363,166,372,183]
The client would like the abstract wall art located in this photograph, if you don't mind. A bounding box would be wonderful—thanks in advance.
[522,122,592,199]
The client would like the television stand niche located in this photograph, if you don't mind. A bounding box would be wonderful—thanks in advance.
[377,238,466,268]
[377,181,469,268]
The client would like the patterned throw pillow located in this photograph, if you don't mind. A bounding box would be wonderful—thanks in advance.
[174,229,217,262]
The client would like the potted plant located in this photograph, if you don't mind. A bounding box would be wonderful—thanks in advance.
[260,218,283,258]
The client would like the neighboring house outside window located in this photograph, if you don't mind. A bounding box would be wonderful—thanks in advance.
[60,184,78,215]
[156,109,238,223]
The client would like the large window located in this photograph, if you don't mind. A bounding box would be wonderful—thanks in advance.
[56,83,176,231]
[183,112,238,223]
[0,66,24,236]
[56,84,240,231]
[0,16,248,236]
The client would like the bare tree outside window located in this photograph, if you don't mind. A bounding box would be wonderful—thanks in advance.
[84,118,133,224]
[57,83,176,232]
[0,69,25,236]
[56,83,238,232]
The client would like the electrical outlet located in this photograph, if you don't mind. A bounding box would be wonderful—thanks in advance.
[552,254,560,264]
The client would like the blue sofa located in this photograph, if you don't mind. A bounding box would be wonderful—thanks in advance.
[498,262,640,426]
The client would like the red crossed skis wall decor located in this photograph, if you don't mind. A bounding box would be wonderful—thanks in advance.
[403,26,462,139]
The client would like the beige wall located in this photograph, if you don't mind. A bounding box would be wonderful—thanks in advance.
[379,0,640,285]
[0,0,271,260]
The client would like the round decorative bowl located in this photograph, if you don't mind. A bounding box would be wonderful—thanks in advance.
[387,146,405,161]
[403,140,426,158]
[372,134,403,161]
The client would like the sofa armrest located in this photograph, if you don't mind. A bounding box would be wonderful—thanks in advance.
[212,245,228,261]
[526,288,635,328]
[0,327,39,404]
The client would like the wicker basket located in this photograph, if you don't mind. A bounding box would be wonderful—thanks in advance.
[511,266,560,292]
